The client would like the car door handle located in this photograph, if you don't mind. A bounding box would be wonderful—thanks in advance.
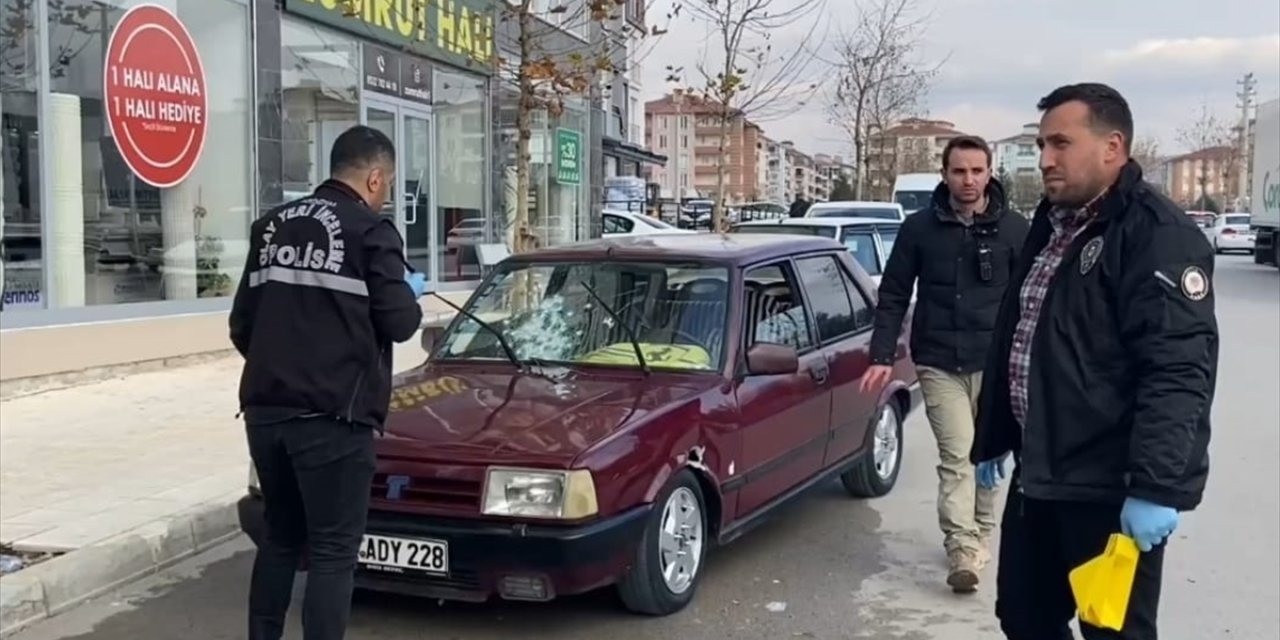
[809,362,830,384]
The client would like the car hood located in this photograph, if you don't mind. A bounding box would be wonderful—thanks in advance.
[379,364,717,467]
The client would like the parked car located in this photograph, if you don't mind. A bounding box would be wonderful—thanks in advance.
[1210,213,1255,254]
[729,217,901,287]
[237,234,921,616]
[445,218,487,251]
[804,200,906,222]
[603,209,696,236]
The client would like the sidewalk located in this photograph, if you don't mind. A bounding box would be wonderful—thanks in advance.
[0,298,462,633]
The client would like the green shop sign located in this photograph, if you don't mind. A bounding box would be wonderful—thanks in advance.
[555,128,582,186]
[284,0,496,74]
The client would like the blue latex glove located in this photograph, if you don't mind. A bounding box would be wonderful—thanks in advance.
[1120,497,1179,552]
[405,272,427,298]
[976,454,1008,490]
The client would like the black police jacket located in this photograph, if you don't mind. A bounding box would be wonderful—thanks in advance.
[971,162,1218,512]
[869,179,1030,373]
[229,180,424,430]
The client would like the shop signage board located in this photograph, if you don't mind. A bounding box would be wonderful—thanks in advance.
[285,0,497,75]
[362,44,433,105]
[555,128,582,186]
[103,4,208,188]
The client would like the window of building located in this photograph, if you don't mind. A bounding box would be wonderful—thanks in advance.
[37,0,253,309]
[436,69,488,280]
[280,19,358,199]
[1,0,41,311]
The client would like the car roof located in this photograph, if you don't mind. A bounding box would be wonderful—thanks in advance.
[514,233,846,264]
[734,216,901,228]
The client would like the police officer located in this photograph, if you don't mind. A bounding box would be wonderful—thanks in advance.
[972,83,1218,639]
[862,135,1029,593]
[230,125,426,640]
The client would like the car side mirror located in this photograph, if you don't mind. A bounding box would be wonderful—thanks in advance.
[745,342,799,376]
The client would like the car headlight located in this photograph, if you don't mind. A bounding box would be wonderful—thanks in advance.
[481,468,598,519]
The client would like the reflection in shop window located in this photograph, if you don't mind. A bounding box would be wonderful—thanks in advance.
[42,0,252,308]
[435,69,487,283]
[281,18,359,200]
[1,0,41,311]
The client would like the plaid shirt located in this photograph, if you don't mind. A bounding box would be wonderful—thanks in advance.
[1008,196,1105,427]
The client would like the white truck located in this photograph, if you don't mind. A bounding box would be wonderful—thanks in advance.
[1251,98,1279,268]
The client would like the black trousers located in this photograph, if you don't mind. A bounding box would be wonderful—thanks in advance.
[246,416,375,640]
[996,483,1165,640]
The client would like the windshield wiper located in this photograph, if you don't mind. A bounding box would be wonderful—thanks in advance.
[579,282,650,376]
[428,292,524,373]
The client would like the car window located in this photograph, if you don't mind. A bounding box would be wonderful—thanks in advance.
[743,263,814,352]
[1225,214,1250,226]
[879,227,899,257]
[603,214,634,234]
[810,206,900,220]
[795,255,861,341]
[839,230,881,275]
[843,269,874,329]
[438,261,730,371]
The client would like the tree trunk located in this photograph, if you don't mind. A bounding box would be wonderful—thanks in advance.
[514,3,535,255]
[715,109,729,231]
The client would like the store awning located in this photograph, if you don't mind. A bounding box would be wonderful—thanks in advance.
[603,137,667,167]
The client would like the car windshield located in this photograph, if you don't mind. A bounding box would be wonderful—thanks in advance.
[810,206,900,220]
[436,261,731,371]
[730,224,837,238]
[634,215,676,230]
[1225,214,1251,226]
[894,191,933,212]
[879,227,899,257]
[839,230,881,275]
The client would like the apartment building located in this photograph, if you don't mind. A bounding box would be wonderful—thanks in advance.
[645,92,761,202]
[1166,145,1243,209]
[866,118,966,200]
[814,154,856,195]
[757,138,793,204]
[993,124,1040,176]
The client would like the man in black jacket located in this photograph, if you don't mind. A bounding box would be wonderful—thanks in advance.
[230,125,426,640]
[972,83,1217,640]
[861,135,1030,592]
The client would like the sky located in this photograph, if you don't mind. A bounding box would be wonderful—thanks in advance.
[638,0,1280,159]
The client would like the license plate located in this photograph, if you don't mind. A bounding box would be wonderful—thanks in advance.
[357,533,449,575]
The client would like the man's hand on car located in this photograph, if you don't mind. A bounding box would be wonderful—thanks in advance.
[976,453,1009,490]
[1120,497,1179,552]
[405,272,427,298]
[859,364,894,394]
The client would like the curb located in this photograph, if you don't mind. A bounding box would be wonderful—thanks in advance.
[0,496,242,637]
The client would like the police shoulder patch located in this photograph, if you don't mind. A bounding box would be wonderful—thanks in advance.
[1079,236,1104,275]
[1180,265,1209,301]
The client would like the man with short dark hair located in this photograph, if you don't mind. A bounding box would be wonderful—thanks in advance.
[862,134,1029,593]
[230,125,426,640]
[972,83,1218,639]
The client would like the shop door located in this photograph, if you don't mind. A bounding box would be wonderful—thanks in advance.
[362,100,436,280]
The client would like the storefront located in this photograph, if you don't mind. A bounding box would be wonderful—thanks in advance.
[0,0,500,381]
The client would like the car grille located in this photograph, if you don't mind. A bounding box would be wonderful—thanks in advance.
[360,565,484,592]
[369,473,483,510]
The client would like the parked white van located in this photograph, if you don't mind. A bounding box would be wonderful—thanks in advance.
[892,173,941,215]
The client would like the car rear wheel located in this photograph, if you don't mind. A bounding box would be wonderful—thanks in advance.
[841,402,904,498]
[617,470,708,616]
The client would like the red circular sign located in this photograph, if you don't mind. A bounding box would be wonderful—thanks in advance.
[103,4,208,188]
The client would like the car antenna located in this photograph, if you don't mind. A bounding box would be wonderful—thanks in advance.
[427,292,525,373]
[579,282,650,376]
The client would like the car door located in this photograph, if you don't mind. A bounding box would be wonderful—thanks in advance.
[731,260,833,518]
[791,253,880,467]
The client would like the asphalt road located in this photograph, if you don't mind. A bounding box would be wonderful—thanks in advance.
[11,255,1278,640]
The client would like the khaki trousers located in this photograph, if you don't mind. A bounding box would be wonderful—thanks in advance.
[917,365,999,555]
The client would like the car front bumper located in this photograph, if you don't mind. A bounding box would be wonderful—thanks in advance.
[237,492,651,603]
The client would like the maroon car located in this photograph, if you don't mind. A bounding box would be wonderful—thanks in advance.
[238,233,920,616]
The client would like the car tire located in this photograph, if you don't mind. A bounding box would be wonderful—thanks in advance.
[841,402,904,498]
[617,470,709,616]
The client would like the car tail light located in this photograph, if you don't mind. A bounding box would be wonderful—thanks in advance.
[1223,228,1236,235]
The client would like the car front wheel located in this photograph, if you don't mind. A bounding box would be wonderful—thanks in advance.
[617,470,708,616]
[841,402,904,498]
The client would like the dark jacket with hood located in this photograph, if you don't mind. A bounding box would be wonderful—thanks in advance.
[869,179,1030,373]
[971,161,1217,511]
[229,180,424,430]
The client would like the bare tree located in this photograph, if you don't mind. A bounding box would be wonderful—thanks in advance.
[827,0,940,200]
[1177,102,1237,210]
[669,0,826,230]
